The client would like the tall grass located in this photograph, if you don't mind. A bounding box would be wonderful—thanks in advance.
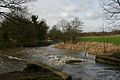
[79,35,120,46]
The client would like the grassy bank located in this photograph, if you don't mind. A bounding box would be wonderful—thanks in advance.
[78,35,120,58]
[54,42,120,55]
[79,35,120,46]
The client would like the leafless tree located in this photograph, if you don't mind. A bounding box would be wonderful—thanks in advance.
[100,0,120,29]
[100,0,120,19]
[56,17,84,43]
[0,0,32,21]
[57,19,70,33]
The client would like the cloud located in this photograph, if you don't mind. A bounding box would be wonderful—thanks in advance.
[28,0,103,32]
[85,11,104,20]
[28,0,97,18]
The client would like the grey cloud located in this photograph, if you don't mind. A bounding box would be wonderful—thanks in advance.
[85,11,104,20]
[28,0,103,32]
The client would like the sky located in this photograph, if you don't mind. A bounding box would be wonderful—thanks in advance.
[28,0,105,32]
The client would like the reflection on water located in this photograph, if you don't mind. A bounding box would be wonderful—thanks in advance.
[0,45,120,80]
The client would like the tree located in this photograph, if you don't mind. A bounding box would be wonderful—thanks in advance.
[0,11,49,47]
[100,0,120,18]
[48,25,62,41]
[0,12,37,47]
[36,20,48,41]
[31,15,38,24]
[100,0,120,17]
[69,17,83,42]
[0,0,32,21]
[57,19,70,33]
[57,17,84,43]
[100,0,120,51]
[0,0,49,48]
[100,0,120,28]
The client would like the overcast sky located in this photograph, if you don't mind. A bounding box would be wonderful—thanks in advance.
[28,0,105,32]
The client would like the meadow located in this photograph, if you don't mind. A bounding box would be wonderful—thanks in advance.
[79,35,120,46]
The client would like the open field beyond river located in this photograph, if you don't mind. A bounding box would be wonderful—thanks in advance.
[79,35,120,46]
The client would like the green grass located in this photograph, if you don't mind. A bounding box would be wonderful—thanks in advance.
[79,35,120,46]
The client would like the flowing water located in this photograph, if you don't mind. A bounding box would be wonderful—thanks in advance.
[0,45,120,80]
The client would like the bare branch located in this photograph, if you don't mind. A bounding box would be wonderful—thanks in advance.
[0,0,33,19]
[100,0,120,17]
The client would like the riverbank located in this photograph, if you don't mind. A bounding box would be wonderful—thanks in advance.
[0,49,71,80]
[0,55,71,80]
[96,56,120,66]
[0,45,120,80]
[0,64,63,80]
[54,42,120,55]
[0,41,53,49]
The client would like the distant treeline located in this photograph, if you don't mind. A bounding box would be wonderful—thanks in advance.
[80,30,120,36]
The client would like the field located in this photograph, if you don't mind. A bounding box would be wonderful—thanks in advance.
[79,35,120,46]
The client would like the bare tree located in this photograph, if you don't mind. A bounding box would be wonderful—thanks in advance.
[56,17,84,43]
[100,0,120,29]
[100,0,120,18]
[0,0,32,20]
[57,19,70,33]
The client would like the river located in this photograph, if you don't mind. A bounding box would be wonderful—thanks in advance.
[0,45,120,80]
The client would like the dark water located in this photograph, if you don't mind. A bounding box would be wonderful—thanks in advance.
[0,45,120,80]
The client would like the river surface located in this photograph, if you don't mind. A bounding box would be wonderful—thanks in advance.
[0,45,120,80]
